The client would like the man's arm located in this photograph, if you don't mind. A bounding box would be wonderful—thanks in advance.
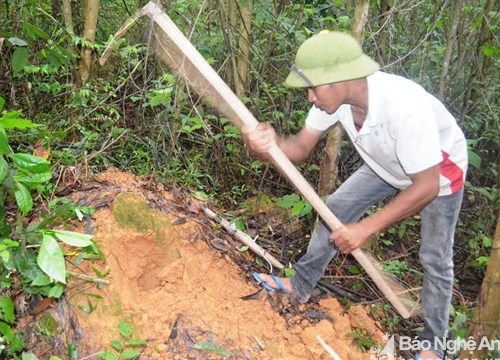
[242,123,323,164]
[331,164,441,253]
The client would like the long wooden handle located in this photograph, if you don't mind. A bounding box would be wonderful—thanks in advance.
[142,1,412,318]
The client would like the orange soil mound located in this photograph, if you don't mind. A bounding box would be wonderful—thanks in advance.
[70,169,386,359]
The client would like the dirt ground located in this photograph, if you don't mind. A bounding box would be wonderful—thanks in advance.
[62,168,387,360]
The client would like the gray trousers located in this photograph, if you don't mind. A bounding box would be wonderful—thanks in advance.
[291,164,463,358]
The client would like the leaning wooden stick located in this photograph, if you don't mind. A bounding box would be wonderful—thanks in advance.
[102,1,417,318]
[200,205,284,270]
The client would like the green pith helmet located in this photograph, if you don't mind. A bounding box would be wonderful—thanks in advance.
[285,30,380,88]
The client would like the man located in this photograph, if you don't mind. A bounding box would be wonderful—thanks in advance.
[242,31,467,360]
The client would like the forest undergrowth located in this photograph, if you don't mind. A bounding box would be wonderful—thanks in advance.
[0,0,499,359]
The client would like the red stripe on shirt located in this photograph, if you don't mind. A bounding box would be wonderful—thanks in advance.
[440,151,464,193]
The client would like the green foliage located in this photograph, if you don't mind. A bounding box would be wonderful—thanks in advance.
[466,230,493,269]
[448,307,469,340]
[369,303,400,333]
[386,217,419,241]
[348,265,362,275]
[192,341,230,357]
[383,260,408,277]
[0,1,498,355]
[0,103,51,217]
[0,101,97,290]
[283,267,296,278]
[0,295,23,356]
[99,321,146,360]
[346,329,378,352]
[274,193,313,218]
[0,99,103,357]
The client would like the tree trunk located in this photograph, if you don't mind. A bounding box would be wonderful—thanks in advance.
[351,0,369,45]
[226,0,253,98]
[438,0,463,101]
[235,0,252,98]
[218,0,239,93]
[318,125,343,196]
[318,0,369,197]
[459,212,500,359]
[377,0,392,65]
[78,0,100,84]
[62,0,76,54]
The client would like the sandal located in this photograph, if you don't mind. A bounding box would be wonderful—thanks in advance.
[252,272,288,292]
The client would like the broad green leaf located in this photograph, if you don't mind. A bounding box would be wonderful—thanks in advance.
[126,338,147,347]
[0,117,35,129]
[10,153,50,173]
[14,181,33,214]
[0,125,10,154]
[75,207,84,220]
[348,265,362,275]
[121,350,140,359]
[49,357,62,360]
[1,239,18,247]
[22,22,49,40]
[482,234,492,248]
[22,352,39,360]
[1,110,22,119]
[468,149,481,169]
[192,341,230,357]
[0,296,15,324]
[8,37,28,46]
[48,283,64,298]
[15,171,52,186]
[110,340,123,351]
[0,321,23,351]
[0,250,9,264]
[92,266,109,278]
[192,191,209,201]
[472,186,496,202]
[0,97,4,112]
[37,234,66,284]
[118,321,133,338]
[291,200,305,217]
[283,267,296,277]
[233,218,244,231]
[300,202,312,216]
[67,342,78,360]
[481,42,500,57]
[452,312,467,328]
[275,193,300,209]
[12,47,30,73]
[0,155,9,182]
[51,230,93,247]
[98,351,118,360]
[473,256,489,267]
[78,204,96,215]
[31,274,52,286]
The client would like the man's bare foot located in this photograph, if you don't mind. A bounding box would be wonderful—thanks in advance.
[417,349,441,360]
[253,273,293,292]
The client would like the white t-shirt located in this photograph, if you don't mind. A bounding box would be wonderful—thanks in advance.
[305,71,467,196]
